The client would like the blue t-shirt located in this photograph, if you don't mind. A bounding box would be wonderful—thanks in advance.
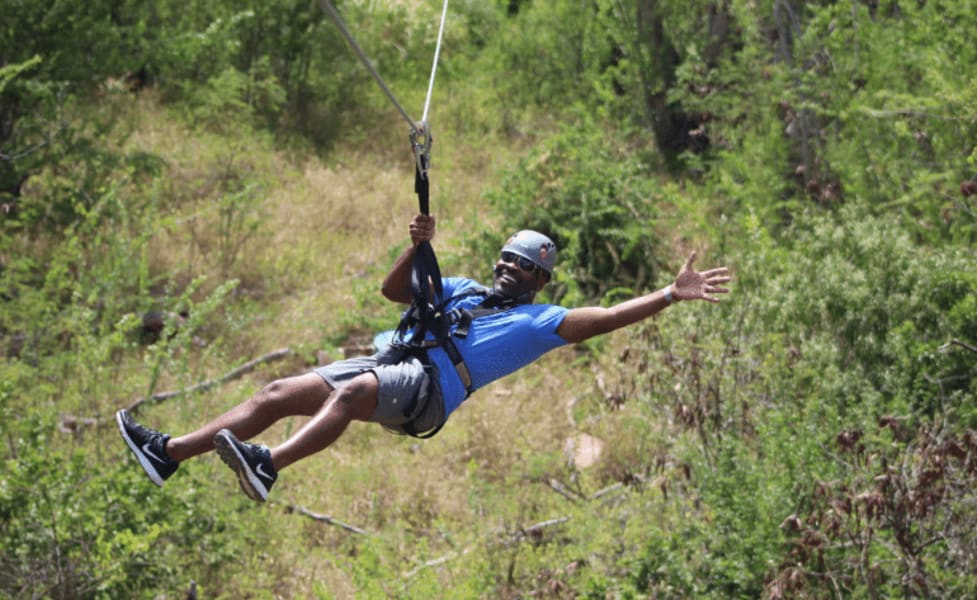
[423,277,569,416]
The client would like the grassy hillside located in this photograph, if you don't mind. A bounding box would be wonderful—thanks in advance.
[7,88,665,597]
[2,1,976,598]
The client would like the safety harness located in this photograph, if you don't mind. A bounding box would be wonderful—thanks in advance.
[390,282,522,437]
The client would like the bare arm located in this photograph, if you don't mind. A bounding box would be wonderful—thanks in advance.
[381,214,436,304]
[556,251,731,344]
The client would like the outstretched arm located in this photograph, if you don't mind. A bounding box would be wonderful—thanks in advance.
[381,214,436,304]
[556,251,731,344]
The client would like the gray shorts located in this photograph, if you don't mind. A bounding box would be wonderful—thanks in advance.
[313,345,445,435]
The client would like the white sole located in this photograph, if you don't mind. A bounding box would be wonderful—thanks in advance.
[214,430,269,502]
[116,410,165,487]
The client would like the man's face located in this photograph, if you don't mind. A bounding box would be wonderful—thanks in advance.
[493,251,547,298]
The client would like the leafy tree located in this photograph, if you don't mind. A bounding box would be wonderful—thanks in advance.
[0,0,152,227]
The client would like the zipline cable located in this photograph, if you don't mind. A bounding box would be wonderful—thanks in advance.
[318,0,450,194]
[317,0,416,129]
[422,0,450,124]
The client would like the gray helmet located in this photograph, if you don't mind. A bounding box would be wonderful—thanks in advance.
[501,230,557,275]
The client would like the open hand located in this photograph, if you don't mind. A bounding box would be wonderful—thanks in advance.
[672,251,732,303]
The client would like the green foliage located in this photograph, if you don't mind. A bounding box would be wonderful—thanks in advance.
[2,183,154,362]
[0,380,243,597]
[752,206,977,414]
[0,0,152,223]
[565,198,976,595]
[646,206,975,595]
[481,113,661,304]
[0,56,43,95]
[459,0,643,132]
[141,278,239,401]
[636,0,977,241]
[185,61,286,134]
[149,4,315,131]
[799,0,977,242]
[2,0,976,597]
[0,175,258,598]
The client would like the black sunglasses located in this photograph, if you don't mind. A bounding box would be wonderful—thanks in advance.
[500,251,540,273]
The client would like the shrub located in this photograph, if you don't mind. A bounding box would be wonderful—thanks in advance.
[480,114,661,304]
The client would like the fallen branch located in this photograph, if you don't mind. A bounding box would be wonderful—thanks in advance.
[590,482,625,501]
[509,516,572,544]
[127,348,294,413]
[403,548,473,579]
[287,504,372,535]
[861,108,966,122]
[547,478,582,502]
[58,348,295,432]
[404,516,571,578]
[57,416,99,434]
[591,474,649,501]
[404,479,656,578]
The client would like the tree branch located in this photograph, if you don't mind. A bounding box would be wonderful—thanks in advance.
[946,339,977,355]
[861,108,967,121]
[508,516,572,545]
[58,348,294,432]
[127,348,294,413]
[547,478,582,502]
[404,548,473,579]
[403,516,572,579]
[286,503,372,536]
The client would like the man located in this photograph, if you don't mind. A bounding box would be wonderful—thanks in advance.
[116,214,731,502]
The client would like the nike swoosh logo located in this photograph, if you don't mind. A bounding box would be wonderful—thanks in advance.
[142,443,166,465]
[256,462,273,482]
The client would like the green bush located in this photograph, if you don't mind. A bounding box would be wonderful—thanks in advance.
[0,380,242,598]
[573,201,977,596]
[758,207,977,415]
[480,114,661,304]
[2,0,977,596]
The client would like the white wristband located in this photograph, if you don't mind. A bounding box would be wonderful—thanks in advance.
[663,285,674,305]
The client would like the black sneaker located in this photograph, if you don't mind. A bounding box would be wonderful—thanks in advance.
[213,429,277,502]
[115,409,179,486]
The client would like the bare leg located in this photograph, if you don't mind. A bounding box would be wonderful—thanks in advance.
[270,371,379,471]
[165,372,333,462]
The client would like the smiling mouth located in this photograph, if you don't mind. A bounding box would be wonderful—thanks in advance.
[493,265,519,284]
[497,273,516,286]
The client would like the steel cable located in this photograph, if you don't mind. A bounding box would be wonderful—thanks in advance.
[319,0,450,132]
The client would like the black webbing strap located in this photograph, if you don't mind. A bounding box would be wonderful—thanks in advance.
[435,292,520,394]
[397,133,521,436]
[402,421,444,439]
[404,149,445,347]
[440,337,474,393]
[451,296,519,338]
[414,149,431,216]
[393,285,522,437]
[395,144,449,437]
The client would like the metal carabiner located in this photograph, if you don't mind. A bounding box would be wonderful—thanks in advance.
[410,120,433,179]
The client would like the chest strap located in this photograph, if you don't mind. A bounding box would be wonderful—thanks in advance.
[394,288,521,406]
